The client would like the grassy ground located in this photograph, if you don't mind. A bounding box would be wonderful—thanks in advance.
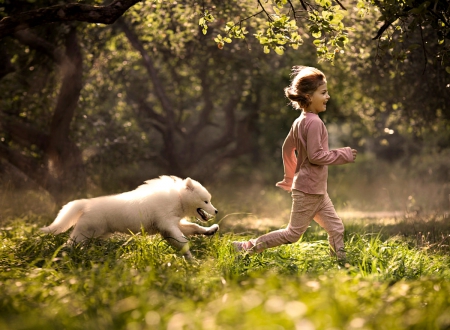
[0,214,449,330]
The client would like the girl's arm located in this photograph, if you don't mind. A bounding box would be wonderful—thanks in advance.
[276,129,297,192]
[307,120,354,165]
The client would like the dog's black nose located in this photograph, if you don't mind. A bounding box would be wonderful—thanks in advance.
[215,210,218,214]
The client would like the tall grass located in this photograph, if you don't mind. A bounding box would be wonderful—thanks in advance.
[1,215,449,330]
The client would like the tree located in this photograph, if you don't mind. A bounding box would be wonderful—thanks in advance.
[97,1,279,181]
[0,0,141,38]
[361,0,450,71]
[1,0,448,204]
[0,25,85,204]
[319,1,450,162]
[1,0,448,68]
[0,0,298,200]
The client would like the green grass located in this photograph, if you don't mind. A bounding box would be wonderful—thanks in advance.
[1,215,450,330]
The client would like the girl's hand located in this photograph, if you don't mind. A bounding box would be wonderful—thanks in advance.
[351,149,357,161]
[276,180,292,192]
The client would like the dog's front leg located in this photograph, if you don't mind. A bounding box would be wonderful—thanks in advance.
[178,219,219,236]
[161,226,193,259]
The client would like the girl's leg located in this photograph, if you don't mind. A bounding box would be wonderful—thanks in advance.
[247,190,323,253]
[313,193,345,259]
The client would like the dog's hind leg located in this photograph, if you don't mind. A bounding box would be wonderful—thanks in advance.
[178,219,219,237]
[68,219,108,245]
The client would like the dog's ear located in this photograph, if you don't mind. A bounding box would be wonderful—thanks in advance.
[184,177,194,191]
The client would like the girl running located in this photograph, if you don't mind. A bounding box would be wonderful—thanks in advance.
[233,66,357,259]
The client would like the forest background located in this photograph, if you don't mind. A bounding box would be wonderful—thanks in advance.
[0,0,449,221]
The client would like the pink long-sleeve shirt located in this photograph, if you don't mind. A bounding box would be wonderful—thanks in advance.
[276,112,354,194]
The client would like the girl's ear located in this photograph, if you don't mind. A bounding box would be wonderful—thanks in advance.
[184,177,194,191]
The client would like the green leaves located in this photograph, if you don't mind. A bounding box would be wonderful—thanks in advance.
[198,10,215,35]
[367,0,450,69]
[274,0,288,7]
[356,0,369,16]
[214,21,248,49]
[204,0,449,68]
[210,0,349,62]
[254,12,303,55]
[307,6,349,63]
[315,0,332,6]
[214,34,232,49]
[213,21,247,49]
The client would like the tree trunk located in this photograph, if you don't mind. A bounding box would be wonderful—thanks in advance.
[44,27,85,204]
[0,27,85,205]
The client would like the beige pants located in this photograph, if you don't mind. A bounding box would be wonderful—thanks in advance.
[250,190,345,258]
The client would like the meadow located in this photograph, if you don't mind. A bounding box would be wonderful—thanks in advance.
[0,211,449,330]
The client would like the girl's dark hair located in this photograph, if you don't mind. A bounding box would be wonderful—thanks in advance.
[284,66,327,110]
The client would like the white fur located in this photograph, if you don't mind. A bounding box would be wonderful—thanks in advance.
[41,176,219,257]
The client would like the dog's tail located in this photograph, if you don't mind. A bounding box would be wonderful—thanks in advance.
[41,199,87,235]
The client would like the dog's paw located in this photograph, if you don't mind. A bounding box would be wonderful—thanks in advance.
[183,250,194,260]
[204,224,219,236]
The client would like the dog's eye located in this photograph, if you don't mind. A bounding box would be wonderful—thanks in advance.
[204,201,208,204]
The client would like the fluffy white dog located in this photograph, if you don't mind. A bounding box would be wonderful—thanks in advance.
[41,176,219,258]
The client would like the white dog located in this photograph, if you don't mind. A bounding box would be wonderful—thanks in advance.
[41,176,219,258]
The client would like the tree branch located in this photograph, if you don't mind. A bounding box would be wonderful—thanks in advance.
[334,0,347,11]
[0,0,142,39]
[180,65,215,167]
[372,20,393,40]
[0,142,50,187]
[117,18,183,173]
[419,25,428,75]
[427,8,449,28]
[213,119,253,162]
[136,101,167,134]
[117,18,176,126]
[0,113,50,150]
[186,66,214,140]
[218,85,261,162]
[201,87,243,159]
[257,0,274,21]
[0,47,15,79]
[298,0,308,12]
[14,29,64,64]
[286,1,297,21]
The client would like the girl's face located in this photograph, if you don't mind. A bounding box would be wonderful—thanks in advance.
[305,83,330,114]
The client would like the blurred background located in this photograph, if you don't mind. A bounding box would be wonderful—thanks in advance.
[0,0,449,223]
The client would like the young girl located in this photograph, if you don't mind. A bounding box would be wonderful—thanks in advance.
[233,66,357,259]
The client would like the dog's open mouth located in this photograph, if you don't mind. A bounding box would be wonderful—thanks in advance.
[197,208,213,221]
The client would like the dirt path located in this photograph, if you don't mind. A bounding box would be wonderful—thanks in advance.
[219,210,449,234]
